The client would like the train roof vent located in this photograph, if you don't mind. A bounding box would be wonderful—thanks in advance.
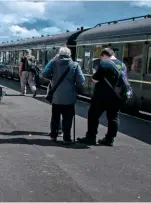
[94,14,151,27]
[77,28,80,30]
[41,35,44,37]
[66,30,69,32]
[81,26,84,31]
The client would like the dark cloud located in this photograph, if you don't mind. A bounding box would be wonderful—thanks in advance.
[19,19,55,31]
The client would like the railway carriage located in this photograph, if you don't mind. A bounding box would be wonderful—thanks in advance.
[0,15,151,114]
[76,15,151,114]
[0,27,86,86]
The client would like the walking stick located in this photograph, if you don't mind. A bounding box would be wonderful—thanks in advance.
[73,106,76,143]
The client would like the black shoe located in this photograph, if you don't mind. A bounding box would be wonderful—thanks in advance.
[63,138,73,145]
[49,133,57,142]
[33,90,37,98]
[77,137,96,145]
[98,137,113,147]
[50,137,57,142]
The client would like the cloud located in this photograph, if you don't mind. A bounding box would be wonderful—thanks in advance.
[0,0,82,42]
[41,27,61,35]
[0,1,151,43]
[131,0,151,7]
[9,25,40,38]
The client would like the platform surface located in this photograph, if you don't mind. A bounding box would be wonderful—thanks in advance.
[0,78,151,201]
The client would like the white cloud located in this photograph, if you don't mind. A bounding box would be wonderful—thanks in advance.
[9,25,40,38]
[131,0,151,7]
[0,1,81,42]
[42,27,61,34]
[1,1,150,43]
[0,0,46,25]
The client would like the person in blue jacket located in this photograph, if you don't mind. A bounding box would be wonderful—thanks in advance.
[42,47,85,144]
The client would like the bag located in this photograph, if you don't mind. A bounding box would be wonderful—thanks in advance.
[104,60,133,103]
[25,56,36,73]
[46,66,70,103]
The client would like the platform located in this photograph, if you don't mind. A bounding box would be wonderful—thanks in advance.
[0,79,151,201]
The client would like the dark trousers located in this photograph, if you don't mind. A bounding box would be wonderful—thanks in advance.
[58,118,62,133]
[86,100,120,141]
[51,104,75,140]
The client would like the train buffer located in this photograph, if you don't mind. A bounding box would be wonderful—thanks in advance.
[0,86,151,201]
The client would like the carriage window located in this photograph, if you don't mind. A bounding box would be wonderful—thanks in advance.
[8,51,12,63]
[76,46,84,68]
[11,51,15,63]
[1,52,4,63]
[4,52,6,63]
[92,45,108,73]
[39,50,43,65]
[147,46,151,75]
[14,51,19,64]
[47,48,56,61]
[92,46,102,73]
[32,49,37,59]
[92,45,110,59]
[93,45,102,59]
[47,49,52,61]
[18,51,23,62]
[123,43,143,73]
[6,51,9,63]
[83,46,92,74]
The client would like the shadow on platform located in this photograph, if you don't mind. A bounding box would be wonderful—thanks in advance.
[0,137,90,149]
[0,130,47,136]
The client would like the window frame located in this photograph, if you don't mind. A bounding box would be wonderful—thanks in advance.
[122,42,144,75]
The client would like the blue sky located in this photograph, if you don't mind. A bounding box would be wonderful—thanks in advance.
[0,1,151,42]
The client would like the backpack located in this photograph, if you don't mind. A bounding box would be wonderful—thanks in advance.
[104,59,133,103]
[25,56,36,73]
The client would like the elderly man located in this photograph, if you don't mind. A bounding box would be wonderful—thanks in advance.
[42,47,85,144]
[19,49,37,97]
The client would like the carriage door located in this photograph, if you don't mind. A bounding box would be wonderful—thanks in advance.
[83,46,92,96]
[141,45,151,114]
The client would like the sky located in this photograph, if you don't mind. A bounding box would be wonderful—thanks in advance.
[0,0,151,43]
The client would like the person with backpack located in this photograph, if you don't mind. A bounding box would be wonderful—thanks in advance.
[42,47,85,144]
[19,49,37,97]
[77,48,132,147]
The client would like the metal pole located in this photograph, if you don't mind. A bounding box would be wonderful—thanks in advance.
[73,106,76,143]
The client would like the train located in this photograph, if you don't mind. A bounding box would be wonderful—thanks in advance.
[0,14,151,115]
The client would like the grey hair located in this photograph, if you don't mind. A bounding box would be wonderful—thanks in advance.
[58,47,71,56]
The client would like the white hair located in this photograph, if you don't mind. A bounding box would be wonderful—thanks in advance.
[25,49,31,55]
[58,47,71,56]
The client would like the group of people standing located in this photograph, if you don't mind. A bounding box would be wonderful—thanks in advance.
[19,46,132,147]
